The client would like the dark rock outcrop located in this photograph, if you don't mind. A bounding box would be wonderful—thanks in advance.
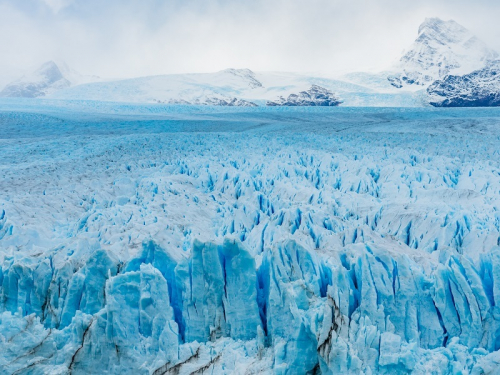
[427,61,500,107]
[165,97,258,107]
[267,85,342,106]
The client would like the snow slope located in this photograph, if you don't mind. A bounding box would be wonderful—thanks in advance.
[49,69,424,107]
[1,100,500,374]
[0,61,100,98]
[388,18,498,88]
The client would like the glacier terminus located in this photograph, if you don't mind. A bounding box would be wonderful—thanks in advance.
[1,100,500,374]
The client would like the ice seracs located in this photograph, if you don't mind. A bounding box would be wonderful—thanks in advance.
[2,102,500,373]
[266,85,342,106]
[0,61,100,98]
[388,18,498,88]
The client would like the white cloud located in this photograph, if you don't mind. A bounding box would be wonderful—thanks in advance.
[0,0,499,85]
[41,0,73,13]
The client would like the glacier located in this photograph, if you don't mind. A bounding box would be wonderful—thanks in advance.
[1,99,500,374]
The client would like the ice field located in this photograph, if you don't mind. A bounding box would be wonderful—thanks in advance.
[1,99,500,374]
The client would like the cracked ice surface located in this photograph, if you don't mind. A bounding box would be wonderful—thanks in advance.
[1,99,500,374]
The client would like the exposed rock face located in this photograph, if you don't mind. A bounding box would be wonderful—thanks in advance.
[389,18,498,88]
[266,85,342,106]
[427,61,500,107]
[202,97,258,107]
[165,97,258,107]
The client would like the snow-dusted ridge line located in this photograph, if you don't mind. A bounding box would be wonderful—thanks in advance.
[428,60,500,107]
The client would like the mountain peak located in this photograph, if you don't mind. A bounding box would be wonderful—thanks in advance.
[0,61,99,98]
[418,17,458,34]
[389,17,498,88]
[418,17,445,32]
[30,61,65,84]
[416,18,474,46]
[39,60,60,70]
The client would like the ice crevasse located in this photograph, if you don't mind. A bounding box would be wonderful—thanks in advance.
[2,106,500,374]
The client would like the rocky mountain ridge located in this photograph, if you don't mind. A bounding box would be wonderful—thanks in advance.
[428,60,500,107]
[267,85,342,106]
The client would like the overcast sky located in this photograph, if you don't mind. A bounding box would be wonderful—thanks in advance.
[0,0,499,86]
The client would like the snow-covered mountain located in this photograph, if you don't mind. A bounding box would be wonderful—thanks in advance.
[3,18,496,107]
[388,18,498,88]
[0,61,100,98]
[49,68,265,105]
[427,60,500,107]
[49,68,424,107]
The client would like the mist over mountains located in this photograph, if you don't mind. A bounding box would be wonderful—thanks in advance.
[1,17,499,107]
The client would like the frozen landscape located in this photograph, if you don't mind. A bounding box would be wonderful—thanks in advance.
[1,99,500,374]
[2,1,500,373]
[2,18,500,109]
